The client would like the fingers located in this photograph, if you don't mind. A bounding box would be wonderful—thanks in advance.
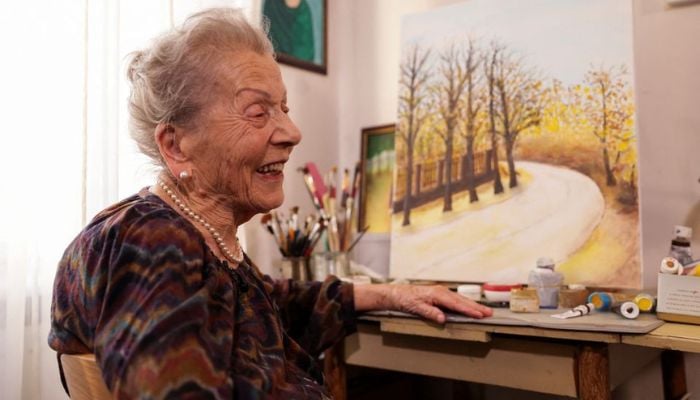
[413,303,446,324]
[430,286,493,319]
[390,284,493,323]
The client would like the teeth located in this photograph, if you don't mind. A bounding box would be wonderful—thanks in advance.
[258,162,284,173]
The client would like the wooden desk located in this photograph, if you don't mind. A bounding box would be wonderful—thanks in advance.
[621,323,700,400]
[326,316,700,400]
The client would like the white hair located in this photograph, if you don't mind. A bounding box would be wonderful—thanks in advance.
[125,8,274,165]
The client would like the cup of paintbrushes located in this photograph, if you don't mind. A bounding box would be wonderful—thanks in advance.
[312,251,350,281]
[262,210,326,281]
[280,256,312,281]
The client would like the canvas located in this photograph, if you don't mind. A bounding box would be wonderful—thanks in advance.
[359,124,396,234]
[390,0,640,288]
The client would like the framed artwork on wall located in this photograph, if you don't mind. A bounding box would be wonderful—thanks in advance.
[262,0,327,74]
[359,124,396,234]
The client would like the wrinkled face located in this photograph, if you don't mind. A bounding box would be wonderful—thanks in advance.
[188,51,301,219]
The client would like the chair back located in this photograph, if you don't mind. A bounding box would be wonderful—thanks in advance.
[60,354,112,400]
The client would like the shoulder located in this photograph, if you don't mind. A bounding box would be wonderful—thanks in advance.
[101,189,198,239]
[92,189,194,235]
[63,189,208,274]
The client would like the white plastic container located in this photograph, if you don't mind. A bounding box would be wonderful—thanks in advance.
[457,284,482,301]
[528,257,563,309]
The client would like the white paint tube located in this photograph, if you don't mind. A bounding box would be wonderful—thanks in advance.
[613,301,640,320]
[660,257,682,275]
[551,303,595,319]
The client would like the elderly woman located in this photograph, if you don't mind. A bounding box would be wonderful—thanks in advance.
[49,8,491,399]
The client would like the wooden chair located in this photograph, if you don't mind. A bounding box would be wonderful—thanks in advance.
[60,354,112,400]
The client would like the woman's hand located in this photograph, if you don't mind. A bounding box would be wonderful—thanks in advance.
[353,283,492,324]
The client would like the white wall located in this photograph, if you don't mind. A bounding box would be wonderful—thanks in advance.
[256,0,700,398]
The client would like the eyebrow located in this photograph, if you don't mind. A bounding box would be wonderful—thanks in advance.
[236,87,270,98]
[235,87,287,102]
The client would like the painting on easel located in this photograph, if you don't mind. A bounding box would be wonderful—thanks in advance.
[390,0,640,288]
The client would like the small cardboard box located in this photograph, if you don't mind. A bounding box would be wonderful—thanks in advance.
[656,273,700,325]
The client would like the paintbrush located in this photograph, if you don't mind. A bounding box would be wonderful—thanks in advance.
[304,218,327,257]
[261,213,286,255]
[346,225,370,253]
[341,168,350,209]
[329,166,338,216]
[299,167,328,219]
[305,162,327,206]
[270,211,287,254]
[350,161,362,201]
[289,206,299,242]
[343,162,362,248]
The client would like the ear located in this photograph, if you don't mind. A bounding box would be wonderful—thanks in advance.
[154,123,192,177]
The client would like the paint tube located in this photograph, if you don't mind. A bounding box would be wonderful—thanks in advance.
[551,303,594,319]
[660,257,682,275]
[587,292,635,311]
[613,301,640,320]
[681,259,700,276]
[633,293,656,312]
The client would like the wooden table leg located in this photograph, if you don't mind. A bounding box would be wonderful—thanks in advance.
[576,343,611,400]
[324,342,346,400]
[661,350,687,400]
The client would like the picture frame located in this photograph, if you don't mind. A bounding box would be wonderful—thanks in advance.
[359,124,396,234]
[262,0,327,75]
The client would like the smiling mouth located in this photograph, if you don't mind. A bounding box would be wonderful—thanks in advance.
[257,162,285,175]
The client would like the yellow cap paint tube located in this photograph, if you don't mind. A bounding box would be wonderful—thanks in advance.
[691,265,700,277]
[633,293,656,312]
[587,291,635,311]
[681,259,700,276]
[613,301,640,320]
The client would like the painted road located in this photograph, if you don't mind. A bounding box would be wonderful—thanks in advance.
[390,161,605,283]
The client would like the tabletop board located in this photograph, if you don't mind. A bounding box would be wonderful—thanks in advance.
[365,307,664,334]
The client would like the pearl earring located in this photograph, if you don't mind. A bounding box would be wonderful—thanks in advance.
[179,170,190,180]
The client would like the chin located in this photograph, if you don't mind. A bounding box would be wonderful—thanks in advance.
[261,193,285,212]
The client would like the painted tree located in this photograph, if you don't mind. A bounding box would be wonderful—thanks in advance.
[398,45,432,226]
[493,51,543,188]
[614,133,638,205]
[457,38,485,203]
[539,79,567,135]
[579,65,634,187]
[417,113,444,163]
[433,42,470,212]
[484,43,504,194]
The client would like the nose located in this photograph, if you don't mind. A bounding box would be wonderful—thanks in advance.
[271,113,302,148]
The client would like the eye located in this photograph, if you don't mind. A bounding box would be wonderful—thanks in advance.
[245,103,267,118]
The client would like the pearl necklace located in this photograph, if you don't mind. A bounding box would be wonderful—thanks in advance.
[158,181,243,264]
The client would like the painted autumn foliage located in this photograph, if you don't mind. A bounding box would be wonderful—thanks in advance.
[394,39,636,224]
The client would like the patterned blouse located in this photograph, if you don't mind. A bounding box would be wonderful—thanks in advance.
[48,189,357,399]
